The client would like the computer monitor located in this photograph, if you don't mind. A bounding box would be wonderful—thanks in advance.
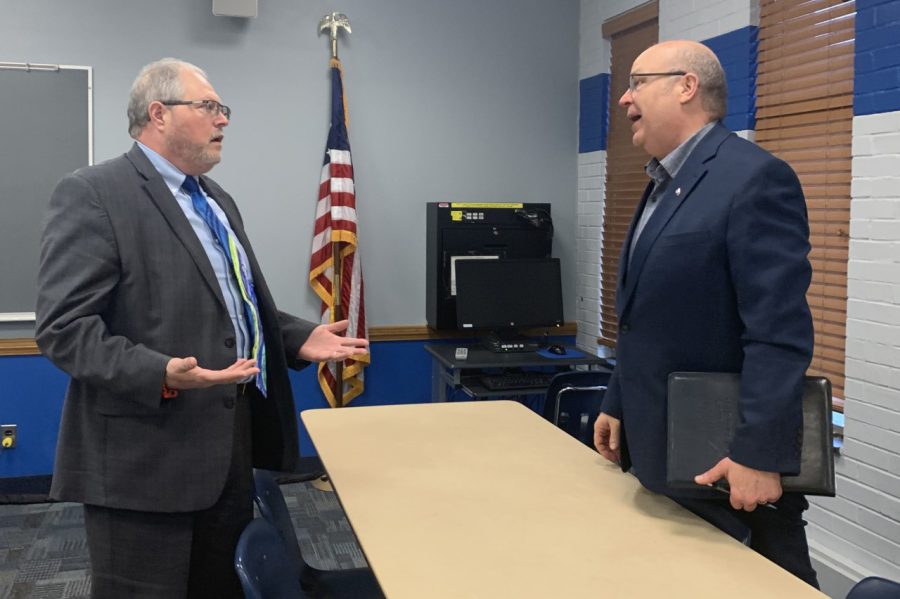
[454,258,564,337]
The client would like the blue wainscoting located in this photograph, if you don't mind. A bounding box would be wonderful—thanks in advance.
[0,339,457,478]
[0,355,69,478]
[1,336,575,480]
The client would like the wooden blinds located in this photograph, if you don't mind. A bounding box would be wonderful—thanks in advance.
[599,5,658,346]
[756,0,855,401]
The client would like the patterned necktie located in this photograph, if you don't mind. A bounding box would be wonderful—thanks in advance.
[182,176,267,396]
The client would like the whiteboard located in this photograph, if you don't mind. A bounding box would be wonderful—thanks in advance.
[0,63,92,333]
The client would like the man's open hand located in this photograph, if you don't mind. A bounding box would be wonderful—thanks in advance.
[298,320,369,362]
[164,357,259,390]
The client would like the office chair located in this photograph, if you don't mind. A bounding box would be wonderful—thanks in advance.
[846,576,900,599]
[542,370,610,447]
[253,469,384,598]
[234,518,305,599]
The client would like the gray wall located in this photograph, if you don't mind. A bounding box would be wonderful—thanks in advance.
[0,0,580,325]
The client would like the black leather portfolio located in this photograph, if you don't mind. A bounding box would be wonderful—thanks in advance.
[666,372,835,497]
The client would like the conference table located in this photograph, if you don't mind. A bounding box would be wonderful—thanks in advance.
[301,400,825,598]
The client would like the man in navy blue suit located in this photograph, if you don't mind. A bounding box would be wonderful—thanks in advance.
[593,40,819,587]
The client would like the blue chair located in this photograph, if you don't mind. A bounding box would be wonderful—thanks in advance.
[234,518,305,599]
[542,370,610,448]
[253,469,384,598]
[846,576,900,599]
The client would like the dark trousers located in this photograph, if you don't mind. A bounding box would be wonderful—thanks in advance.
[674,493,820,589]
[84,393,254,599]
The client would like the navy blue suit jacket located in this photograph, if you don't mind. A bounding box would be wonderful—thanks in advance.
[600,122,814,496]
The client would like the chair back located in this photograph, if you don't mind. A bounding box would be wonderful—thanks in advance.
[234,518,305,599]
[846,576,900,599]
[542,370,610,447]
[253,469,304,567]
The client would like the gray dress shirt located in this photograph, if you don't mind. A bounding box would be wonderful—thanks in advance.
[629,122,717,260]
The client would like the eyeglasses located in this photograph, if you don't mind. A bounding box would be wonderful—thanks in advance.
[160,99,231,120]
[628,71,687,94]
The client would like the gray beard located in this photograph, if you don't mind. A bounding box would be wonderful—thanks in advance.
[166,131,220,172]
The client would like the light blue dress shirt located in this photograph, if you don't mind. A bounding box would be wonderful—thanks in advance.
[137,142,251,360]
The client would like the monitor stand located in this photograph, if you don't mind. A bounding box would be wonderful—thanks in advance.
[482,330,540,353]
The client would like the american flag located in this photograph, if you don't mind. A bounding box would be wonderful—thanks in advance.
[308,58,369,407]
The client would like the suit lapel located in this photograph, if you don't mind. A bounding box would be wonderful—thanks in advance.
[617,123,732,317]
[125,144,228,311]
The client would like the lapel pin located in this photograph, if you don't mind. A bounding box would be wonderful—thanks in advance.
[675,187,682,196]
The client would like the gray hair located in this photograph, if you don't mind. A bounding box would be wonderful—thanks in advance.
[677,45,728,121]
[127,58,208,138]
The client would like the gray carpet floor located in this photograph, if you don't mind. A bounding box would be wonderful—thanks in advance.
[0,481,365,599]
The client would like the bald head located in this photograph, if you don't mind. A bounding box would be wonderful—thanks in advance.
[619,40,729,158]
[646,40,728,121]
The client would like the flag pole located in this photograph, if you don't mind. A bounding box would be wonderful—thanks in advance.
[319,12,351,408]
[333,253,343,408]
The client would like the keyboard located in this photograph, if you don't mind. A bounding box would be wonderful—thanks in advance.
[479,372,556,391]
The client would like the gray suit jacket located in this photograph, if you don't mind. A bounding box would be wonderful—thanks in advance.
[36,144,315,512]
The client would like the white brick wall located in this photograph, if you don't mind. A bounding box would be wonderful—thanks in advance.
[577,0,645,354]
[660,0,759,42]
[576,150,607,351]
[805,110,900,583]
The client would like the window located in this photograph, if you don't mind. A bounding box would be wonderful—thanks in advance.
[756,0,855,406]
[598,2,658,347]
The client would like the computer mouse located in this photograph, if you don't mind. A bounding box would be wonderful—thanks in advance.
[548,344,566,355]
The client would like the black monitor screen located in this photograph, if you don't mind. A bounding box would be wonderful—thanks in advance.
[455,258,564,330]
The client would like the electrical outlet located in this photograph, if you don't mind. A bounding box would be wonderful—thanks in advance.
[1,424,16,449]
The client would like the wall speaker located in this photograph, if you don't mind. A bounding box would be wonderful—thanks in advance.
[212,0,257,18]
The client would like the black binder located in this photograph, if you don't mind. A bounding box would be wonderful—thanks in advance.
[666,372,835,497]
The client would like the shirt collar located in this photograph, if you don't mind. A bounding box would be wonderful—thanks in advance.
[645,121,717,183]
[136,142,194,196]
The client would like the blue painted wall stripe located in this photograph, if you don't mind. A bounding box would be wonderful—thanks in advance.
[579,28,757,149]
[579,73,610,153]
[1,334,577,476]
[703,26,759,132]
[855,0,900,116]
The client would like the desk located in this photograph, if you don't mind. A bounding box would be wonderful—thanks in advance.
[302,401,825,599]
[424,342,608,401]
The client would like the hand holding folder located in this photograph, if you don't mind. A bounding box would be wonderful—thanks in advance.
[667,372,836,497]
[695,457,783,510]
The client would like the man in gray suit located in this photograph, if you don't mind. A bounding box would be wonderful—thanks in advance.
[36,58,368,598]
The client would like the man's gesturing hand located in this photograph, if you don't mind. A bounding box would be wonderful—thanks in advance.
[164,357,259,390]
[593,412,622,463]
[298,320,369,362]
